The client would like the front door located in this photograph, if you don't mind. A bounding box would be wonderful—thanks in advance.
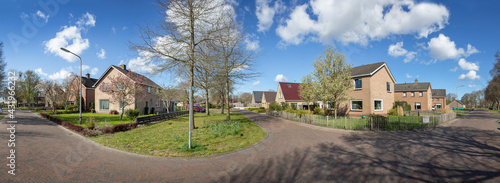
[145,101,149,114]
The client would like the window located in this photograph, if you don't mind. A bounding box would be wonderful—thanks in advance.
[119,102,125,109]
[436,103,442,109]
[374,100,382,111]
[414,102,421,110]
[351,100,363,110]
[100,99,109,110]
[437,98,440,101]
[291,103,297,109]
[157,88,160,93]
[386,82,391,92]
[419,92,423,97]
[148,87,151,93]
[355,79,362,89]
[411,92,415,97]
[403,92,407,97]
[279,92,283,98]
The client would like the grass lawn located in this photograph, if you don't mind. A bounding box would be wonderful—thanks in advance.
[33,109,67,114]
[91,111,267,157]
[245,108,266,113]
[49,112,137,127]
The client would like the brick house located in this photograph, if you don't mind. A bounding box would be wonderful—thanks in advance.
[431,89,446,110]
[93,65,163,115]
[261,91,277,108]
[394,79,432,111]
[447,100,465,109]
[275,62,396,116]
[67,73,97,111]
[251,91,264,107]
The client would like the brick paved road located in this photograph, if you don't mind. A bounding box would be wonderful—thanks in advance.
[0,109,499,182]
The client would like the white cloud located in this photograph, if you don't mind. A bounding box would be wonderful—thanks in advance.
[119,60,126,65]
[468,84,477,88]
[80,65,90,71]
[277,0,449,45]
[388,42,407,57]
[49,67,73,80]
[36,10,50,23]
[427,34,479,60]
[111,26,116,34]
[76,12,96,28]
[253,81,261,86]
[458,58,479,71]
[97,48,106,59]
[404,51,417,63]
[34,68,48,76]
[44,13,96,62]
[231,65,249,73]
[90,68,99,75]
[458,70,480,81]
[450,67,458,72]
[274,74,287,82]
[406,73,419,79]
[256,0,285,32]
[245,35,260,51]
[20,12,28,19]
[125,51,160,74]
[122,26,128,30]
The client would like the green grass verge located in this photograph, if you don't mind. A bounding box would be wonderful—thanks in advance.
[49,112,140,127]
[91,112,267,157]
[0,115,4,120]
[245,108,266,113]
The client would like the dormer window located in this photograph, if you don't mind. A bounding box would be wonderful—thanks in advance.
[288,84,291,88]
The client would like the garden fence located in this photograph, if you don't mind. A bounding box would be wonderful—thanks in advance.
[266,110,456,131]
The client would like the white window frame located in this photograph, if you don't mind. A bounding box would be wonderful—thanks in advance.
[403,92,407,97]
[100,99,109,110]
[386,82,391,92]
[436,103,442,109]
[411,92,415,97]
[119,102,125,110]
[374,99,383,111]
[354,79,362,89]
[414,102,421,110]
[419,91,423,97]
[351,100,363,111]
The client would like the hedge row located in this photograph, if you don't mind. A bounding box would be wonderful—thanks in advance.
[40,113,138,136]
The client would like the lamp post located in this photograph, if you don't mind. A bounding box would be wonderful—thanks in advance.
[60,47,82,125]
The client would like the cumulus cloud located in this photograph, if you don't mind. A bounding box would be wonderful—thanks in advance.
[97,48,106,59]
[256,0,285,32]
[123,51,160,75]
[111,26,116,34]
[274,74,287,82]
[406,73,419,79]
[44,13,96,62]
[80,65,90,71]
[253,81,261,86]
[427,34,479,60]
[458,58,479,71]
[35,68,48,76]
[49,67,73,80]
[90,68,99,75]
[36,10,50,23]
[277,0,449,46]
[388,42,416,63]
[458,70,480,81]
[468,84,477,88]
[450,67,458,72]
[244,34,260,51]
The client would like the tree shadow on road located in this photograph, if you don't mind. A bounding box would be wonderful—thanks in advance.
[216,127,500,182]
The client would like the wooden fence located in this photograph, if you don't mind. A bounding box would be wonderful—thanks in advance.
[266,110,456,131]
[136,111,189,124]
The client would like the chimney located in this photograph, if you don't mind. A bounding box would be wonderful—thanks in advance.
[86,73,90,79]
[119,64,127,71]
[414,79,418,83]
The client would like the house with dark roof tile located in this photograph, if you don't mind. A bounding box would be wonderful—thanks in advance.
[67,73,98,111]
[261,91,277,108]
[251,91,264,106]
[93,64,164,114]
[275,82,308,109]
[394,79,432,111]
[431,89,447,110]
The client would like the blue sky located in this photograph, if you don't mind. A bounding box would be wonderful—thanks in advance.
[1,0,499,99]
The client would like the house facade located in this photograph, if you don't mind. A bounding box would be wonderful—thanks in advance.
[275,82,310,110]
[431,89,446,110]
[67,73,97,111]
[394,80,432,111]
[251,91,264,107]
[261,91,277,108]
[93,65,163,114]
[345,62,396,116]
[447,100,465,109]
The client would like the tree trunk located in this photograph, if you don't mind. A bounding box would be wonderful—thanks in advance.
[334,102,337,120]
[221,104,225,114]
[189,64,196,129]
[205,90,210,115]
[225,72,230,120]
[120,103,124,120]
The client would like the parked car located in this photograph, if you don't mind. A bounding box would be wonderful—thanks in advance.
[184,104,206,112]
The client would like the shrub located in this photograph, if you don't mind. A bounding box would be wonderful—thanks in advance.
[208,120,242,137]
[125,109,141,122]
[85,117,97,130]
[269,102,282,111]
[177,141,206,152]
[313,107,323,115]
[394,101,411,111]
[151,107,155,114]
[104,122,139,133]
[368,114,388,130]
[284,107,296,113]
[259,107,265,109]
[388,108,397,116]
[144,106,149,114]
[109,109,118,115]
[90,102,95,111]
[281,102,289,110]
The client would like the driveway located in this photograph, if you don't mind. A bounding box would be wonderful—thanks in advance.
[0,110,499,182]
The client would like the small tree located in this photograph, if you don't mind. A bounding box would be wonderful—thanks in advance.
[299,74,315,111]
[99,71,146,120]
[36,79,64,114]
[157,84,180,113]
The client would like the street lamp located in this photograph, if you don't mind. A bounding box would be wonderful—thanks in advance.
[456,85,464,102]
[60,47,82,125]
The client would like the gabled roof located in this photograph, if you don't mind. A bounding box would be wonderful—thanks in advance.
[449,100,464,106]
[351,62,396,83]
[394,82,431,92]
[93,65,161,88]
[432,89,446,98]
[80,76,98,89]
[263,91,277,102]
[279,82,303,101]
[252,91,264,103]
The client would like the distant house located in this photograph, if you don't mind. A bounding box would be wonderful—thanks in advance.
[261,91,277,108]
[447,100,465,109]
[67,73,98,111]
[394,79,432,111]
[93,64,163,114]
[275,82,308,110]
[251,91,264,107]
[431,89,447,110]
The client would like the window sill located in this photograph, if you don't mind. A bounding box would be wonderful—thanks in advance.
[374,110,383,112]
[354,88,362,90]
[351,109,363,111]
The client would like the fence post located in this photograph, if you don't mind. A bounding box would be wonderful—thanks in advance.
[327,115,329,127]
[370,118,373,130]
[344,117,347,129]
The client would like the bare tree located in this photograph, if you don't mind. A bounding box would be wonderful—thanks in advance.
[194,43,218,115]
[156,84,180,113]
[99,71,146,120]
[36,79,64,114]
[18,70,41,109]
[131,0,235,129]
